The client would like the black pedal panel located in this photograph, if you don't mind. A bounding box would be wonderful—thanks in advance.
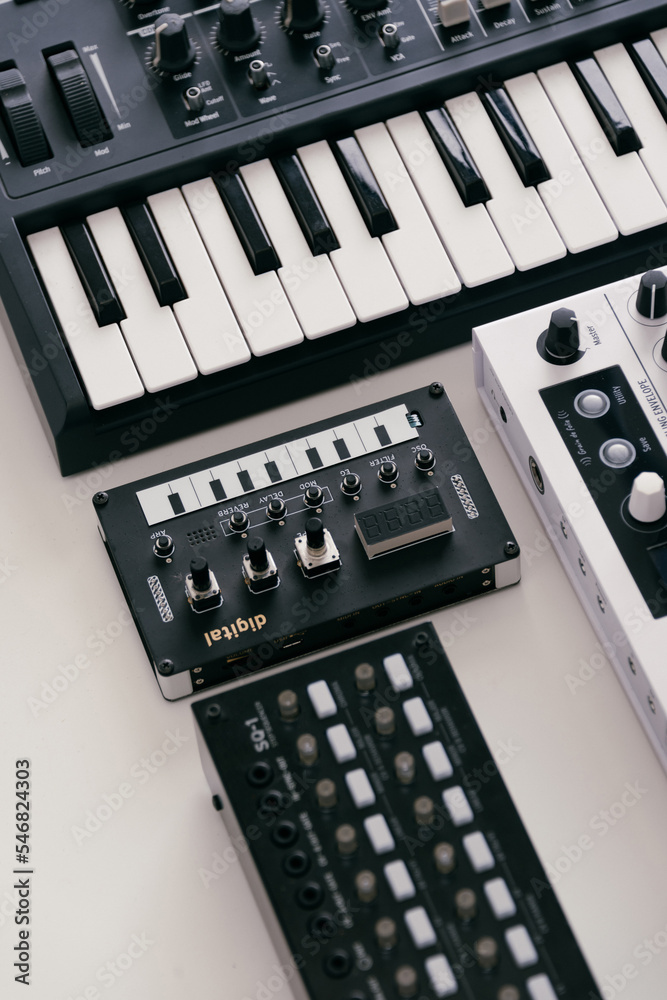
[94,385,520,699]
[192,622,598,1000]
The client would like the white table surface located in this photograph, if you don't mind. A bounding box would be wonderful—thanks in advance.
[1,326,667,1000]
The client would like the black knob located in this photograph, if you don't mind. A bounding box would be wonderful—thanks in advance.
[637,270,667,320]
[217,0,261,53]
[152,14,197,74]
[379,23,400,50]
[304,485,323,507]
[306,517,325,550]
[154,535,174,557]
[544,307,580,360]
[351,0,386,10]
[247,536,269,573]
[378,461,398,483]
[341,473,362,496]
[415,448,435,471]
[267,499,286,520]
[230,511,249,532]
[282,0,326,32]
[190,557,212,592]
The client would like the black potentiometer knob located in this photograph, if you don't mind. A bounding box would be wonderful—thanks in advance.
[152,14,197,74]
[282,0,326,32]
[305,516,326,551]
[216,0,261,53]
[247,536,269,573]
[350,0,386,10]
[637,269,667,320]
[544,307,580,360]
[190,556,212,592]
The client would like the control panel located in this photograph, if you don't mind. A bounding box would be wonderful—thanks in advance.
[474,265,667,771]
[0,0,632,197]
[192,622,599,1000]
[94,384,520,698]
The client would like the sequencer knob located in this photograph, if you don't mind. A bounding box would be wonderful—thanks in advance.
[282,0,326,32]
[628,471,666,522]
[216,0,261,53]
[637,269,667,319]
[152,14,197,74]
[544,307,580,361]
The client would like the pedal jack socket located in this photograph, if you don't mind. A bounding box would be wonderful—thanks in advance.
[186,556,222,612]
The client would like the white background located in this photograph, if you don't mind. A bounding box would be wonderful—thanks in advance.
[1,327,667,1000]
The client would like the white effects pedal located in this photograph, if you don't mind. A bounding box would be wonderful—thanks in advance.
[474,265,667,770]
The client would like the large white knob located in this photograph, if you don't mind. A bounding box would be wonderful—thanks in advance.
[629,471,666,522]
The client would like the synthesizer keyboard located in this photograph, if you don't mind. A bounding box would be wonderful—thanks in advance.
[2,0,667,473]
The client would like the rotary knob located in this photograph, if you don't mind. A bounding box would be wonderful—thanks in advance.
[637,269,667,320]
[628,472,666,522]
[152,14,197,74]
[350,0,386,10]
[282,0,326,32]
[544,307,580,361]
[216,0,261,53]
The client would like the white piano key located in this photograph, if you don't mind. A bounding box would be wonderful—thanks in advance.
[384,860,416,901]
[386,111,514,288]
[27,228,144,410]
[462,831,495,873]
[147,188,251,375]
[442,786,474,826]
[239,159,356,339]
[484,877,517,920]
[404,906,437,948]
[383,652,413,692]
[181,178,304,356]
[652,28,667,64]
[445,92,566,270]
[195,461,245,505]
[86,208,197,392]
[263,444,299,481]
[538,62,667,236]
[425,954,458,997]
[504,73,618,252]
[354,122,461,304]
[345,768,376,809]
[236,452,274,491]
[422,741,453,781]
[403,697,434,737]
[297,140,409,322]
[505,925,539,968]
[137,477,202,525]
[595,43,667,204]
[326,724,357,763]
[307,680,337,719]
[364,813,395,854]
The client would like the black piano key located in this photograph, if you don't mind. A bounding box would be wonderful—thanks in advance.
[210,479,226,502]
[265,461,281,483]
[213,172,281,275]
[422,108,490,207]
[629,38,667,123]
[573,57,642,155]
[374,425,390,447]
[238,470,254,492]
[168,492,185,515]
[274,154,339,255]
[334,439,350,460]
[306,447,323,469]
[480,87,550,186]
[332,136,398,238]
[61,221,125,327]
[122,202,187,307]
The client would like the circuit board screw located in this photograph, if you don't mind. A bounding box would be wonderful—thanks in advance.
[504,541,519,557]
[157,659,174,675]
[93,492,108,505]
[429,382,444,397]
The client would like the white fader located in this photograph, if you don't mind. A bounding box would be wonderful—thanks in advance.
[474,265,667,771]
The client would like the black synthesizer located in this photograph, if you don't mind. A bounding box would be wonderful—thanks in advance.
[193,623,599,1000]
[2,0,667,473]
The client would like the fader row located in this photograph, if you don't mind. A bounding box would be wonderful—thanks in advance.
[28,30,667,415]
[193,623,598,1000]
